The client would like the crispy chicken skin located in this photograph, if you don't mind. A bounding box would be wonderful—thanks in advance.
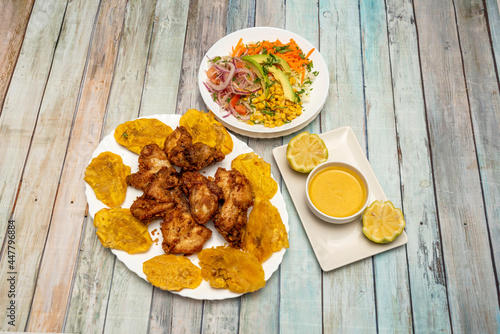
[129,193,176,224]
[164,126,224,171]
[214,168,254,248]
[143,167,181,202]
[181,171,222,224]
[161,194,212,254]
[126,144,172,190]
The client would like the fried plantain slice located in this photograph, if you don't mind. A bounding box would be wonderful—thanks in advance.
[143,254,202,291]
[198,246,265,293]
[114,118,173,154]
[242,199,289,262]
[231,152,278,201]
[93,207,153,254]
[180,109,233,155]
[84,151,131,207]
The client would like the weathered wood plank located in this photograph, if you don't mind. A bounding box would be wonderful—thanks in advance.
[359,0,412,331]
[0,0,66,263]
[318,0,377,332]
[64,0,156,332]
[453,0,500,312]
[276,1,323,333]
[485,0,500,74]
[139,0,190,116]
[413,0,500,331]
[386,0,452,331]
[24,0,128,331]
[0,0,35,113]
[0,0,69,330]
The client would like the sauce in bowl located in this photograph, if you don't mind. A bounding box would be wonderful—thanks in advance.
[308,166,367,218]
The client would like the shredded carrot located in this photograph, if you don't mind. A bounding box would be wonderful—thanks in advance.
[234,38,315,84]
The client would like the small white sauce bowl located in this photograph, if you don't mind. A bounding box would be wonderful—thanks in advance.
[305,161,371,224]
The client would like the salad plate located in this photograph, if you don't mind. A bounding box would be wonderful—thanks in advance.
[85,114,289,300]
[198,27,329,138]
[273,126,407,271]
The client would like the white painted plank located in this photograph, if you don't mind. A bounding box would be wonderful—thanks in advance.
[453,0,500,318]
[65,0,156,333]
[359,0,412,331]
[414,0,500,331]
[0,0,71,331]
[24,0,128,331]
[386,0,452,331]
[318,0,377,331]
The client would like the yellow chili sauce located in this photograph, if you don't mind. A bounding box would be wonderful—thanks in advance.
[308,166,367,218]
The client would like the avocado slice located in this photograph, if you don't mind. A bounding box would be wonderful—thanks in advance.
[242,54,292,76]
[267,66,296,103]
[241,56,271,97]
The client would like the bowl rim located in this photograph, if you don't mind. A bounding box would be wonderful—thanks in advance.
[305,161,371,224]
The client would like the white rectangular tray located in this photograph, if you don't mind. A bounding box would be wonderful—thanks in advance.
[273,126,408,271]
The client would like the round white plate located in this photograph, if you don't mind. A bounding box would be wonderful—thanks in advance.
[198,27,329,138]
[85,114,289,300]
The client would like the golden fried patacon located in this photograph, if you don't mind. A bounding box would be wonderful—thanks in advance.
[180,109,233,155]
[231,152,278,201]
[114,118,173,154]
[198,246,266,294]
[93,207,153,254]
[242,199,289,262]
[84,152,131,207]
[143,254,202,291]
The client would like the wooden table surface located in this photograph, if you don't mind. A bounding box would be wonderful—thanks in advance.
[1,0,499,333]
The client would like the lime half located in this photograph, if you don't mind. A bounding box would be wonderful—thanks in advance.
[362,200,405,244]
[286,132,328,173]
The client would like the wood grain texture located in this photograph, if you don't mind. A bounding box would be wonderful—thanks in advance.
[485,0,500,73]
[278,1,323,333]
[318,0,377,331]
[65,0,156,332]
[0,0,69,330]
[139,0,189,116]
[0,0,35,113]
[360,0,412,331]
[453,0,500,292]
[24,0,128,331]
[414,0,500,331]
[386,0,452,331]
[0,0,66,262]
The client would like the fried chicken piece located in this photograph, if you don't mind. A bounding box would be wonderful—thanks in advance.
[164,126,225,171]
[214,168,254,248]
[181,171,222,224]
[129,193,176,224]
[126,144,172,190]
[143,167,181,202]
[161,194,212,255]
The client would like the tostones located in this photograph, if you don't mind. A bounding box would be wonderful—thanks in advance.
[179,109,233,155]
[143,254,202,291]
[114,118,173,154]
[242,199,289,262]
[231,152,278,200]
[84,151,131,207]
[198,246,265,293]
[93,207,153,254]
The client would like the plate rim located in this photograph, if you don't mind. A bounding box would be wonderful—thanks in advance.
[198,26,330,138]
